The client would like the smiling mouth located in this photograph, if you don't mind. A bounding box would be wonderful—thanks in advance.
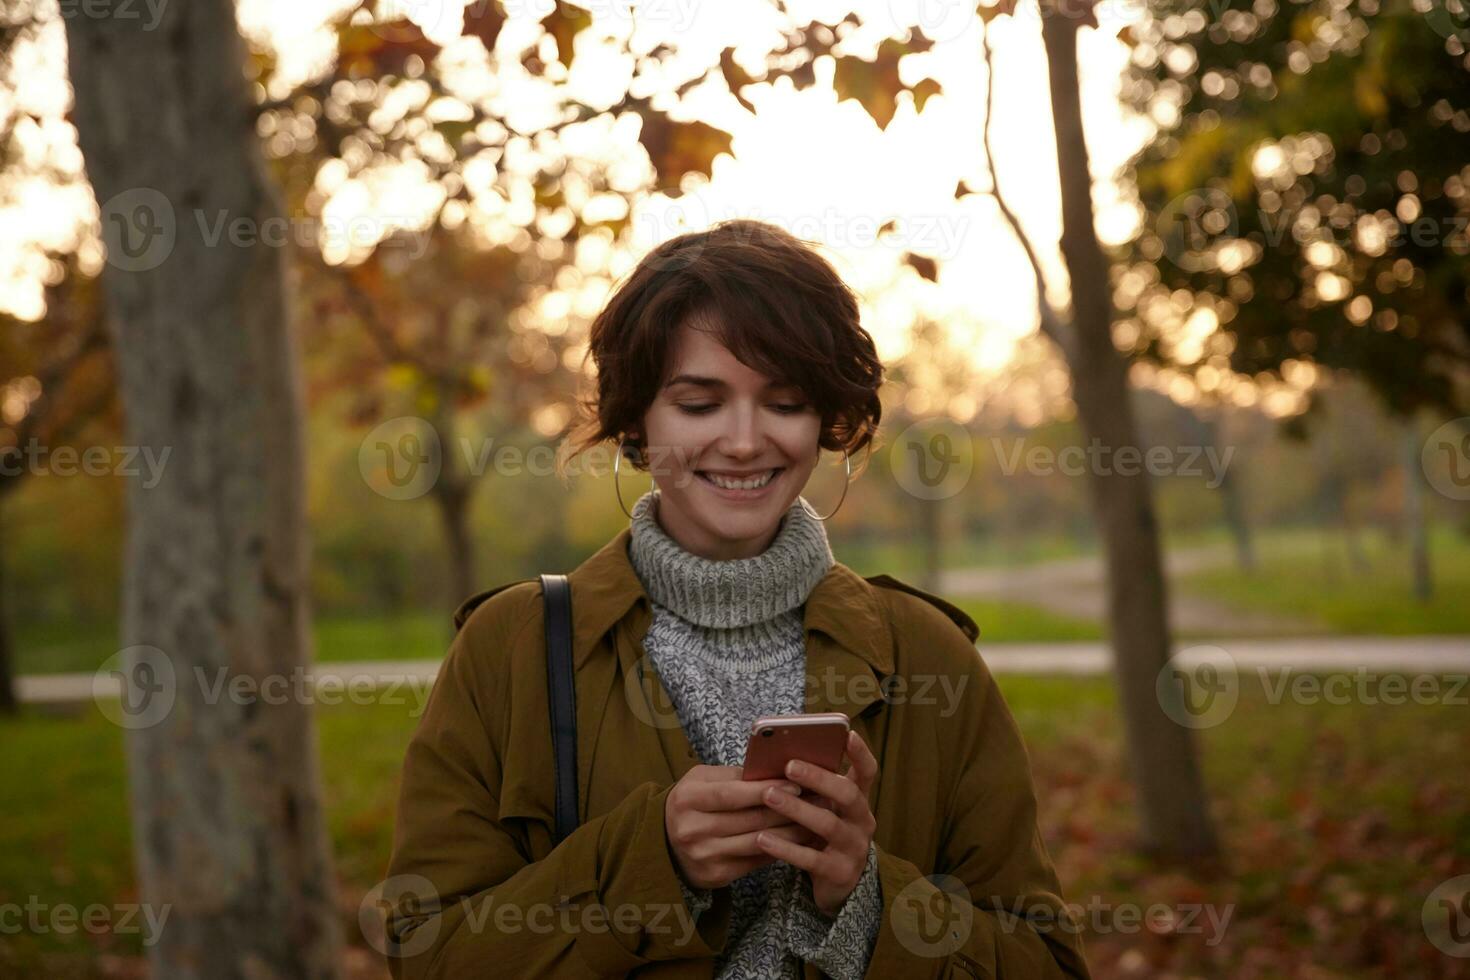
[695,468,784,491]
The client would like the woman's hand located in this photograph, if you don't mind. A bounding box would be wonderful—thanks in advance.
[755,730,879,918]
[664,765,818,890]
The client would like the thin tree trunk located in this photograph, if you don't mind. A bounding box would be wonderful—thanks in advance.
[1041,13,1220,860]
[918,498,941,592]
[1402,415,1433,600]
[64,4,343,976]
[1218,460,1255,573]
[1203,413,1255,573]
[1318,496,1340,585]
[0,507,16,714]
[434,482,477,606]
[1342,497,1370,573]
[430,403,476,605]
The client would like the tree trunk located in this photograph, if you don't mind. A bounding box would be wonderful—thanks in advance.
[0,508,16,714]
[1041,13,1220,860]
[434,481,477,607]
[1402,415,1433,600]
[1341,497,1370,574]
[430,403,477,606]
[1203,413,1255,573]
[918,497,941,592]
[64,4,343,977]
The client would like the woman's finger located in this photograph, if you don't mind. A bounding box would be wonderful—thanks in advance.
[844,730,880,798]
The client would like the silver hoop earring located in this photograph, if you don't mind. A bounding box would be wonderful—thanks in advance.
[613,438,637,520]
[800,451,852,522]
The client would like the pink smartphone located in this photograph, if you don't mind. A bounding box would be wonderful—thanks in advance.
[741,712,851,782]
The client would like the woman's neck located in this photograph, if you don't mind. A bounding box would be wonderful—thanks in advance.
[626,489,835,629]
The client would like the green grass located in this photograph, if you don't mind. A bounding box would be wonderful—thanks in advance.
[955,597,1105,642]
[0,708,135,968]
[834,524,1241,581]
[5,670,1468,975]
[0,699,423,974]
[12,603,1106,676]
[836,532,1097,578]
[1178,524,1470,635]
[14,612,452,677]
[13,524,1467,682]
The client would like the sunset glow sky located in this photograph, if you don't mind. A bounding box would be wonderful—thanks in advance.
[5,0,1164,420]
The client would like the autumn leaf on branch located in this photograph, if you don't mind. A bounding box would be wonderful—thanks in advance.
[336,2,441,78]
[832,34,936,129]
[904,252,939,282]
[633,108,733,192]
[461,0,507,55]
[539,0,593,71]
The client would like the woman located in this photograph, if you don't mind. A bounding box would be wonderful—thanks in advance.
[384,220,1091,979]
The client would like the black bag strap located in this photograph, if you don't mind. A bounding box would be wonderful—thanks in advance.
[539,573,579,846]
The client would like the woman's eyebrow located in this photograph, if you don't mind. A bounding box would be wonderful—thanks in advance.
[662,374,797,391]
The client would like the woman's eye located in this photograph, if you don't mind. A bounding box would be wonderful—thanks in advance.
[675,402,807,415]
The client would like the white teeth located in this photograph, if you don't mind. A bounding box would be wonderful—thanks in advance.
[704,469,775,490]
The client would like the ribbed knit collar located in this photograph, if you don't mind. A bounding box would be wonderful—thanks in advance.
[627,488,835,629]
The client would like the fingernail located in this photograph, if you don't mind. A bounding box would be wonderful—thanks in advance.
[778,783,801,794]
[787,760,805,777]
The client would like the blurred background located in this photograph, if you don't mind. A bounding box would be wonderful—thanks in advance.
[2,0,1468,976]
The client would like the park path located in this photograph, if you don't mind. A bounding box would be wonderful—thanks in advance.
[17,637,1469,704]
[939,543,1319,636]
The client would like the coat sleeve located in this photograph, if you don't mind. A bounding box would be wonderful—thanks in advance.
[863,632,1092,979]
[382,603,733,978]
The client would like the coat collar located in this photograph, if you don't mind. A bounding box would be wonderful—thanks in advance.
[566,525,895,675]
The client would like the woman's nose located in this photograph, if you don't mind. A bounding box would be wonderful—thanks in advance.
[717,404,762,457]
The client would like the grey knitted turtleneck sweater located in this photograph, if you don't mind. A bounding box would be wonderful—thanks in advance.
[627,488,882,980]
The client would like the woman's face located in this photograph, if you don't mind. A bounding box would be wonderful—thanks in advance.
[634,323,822,560]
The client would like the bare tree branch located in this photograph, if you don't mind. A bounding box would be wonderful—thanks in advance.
[980,22,1079,366]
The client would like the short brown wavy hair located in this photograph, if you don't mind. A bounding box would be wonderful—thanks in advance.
[560,219,885,477]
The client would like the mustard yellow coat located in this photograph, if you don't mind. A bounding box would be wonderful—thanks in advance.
[385,525,1092,979]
